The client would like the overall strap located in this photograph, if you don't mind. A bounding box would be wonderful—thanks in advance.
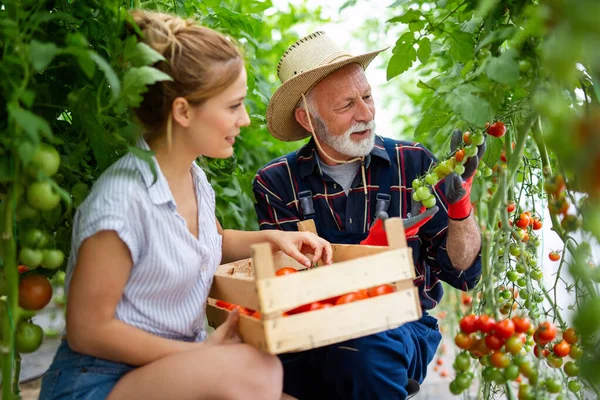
[374,138,397,218]
[285,151,316,221]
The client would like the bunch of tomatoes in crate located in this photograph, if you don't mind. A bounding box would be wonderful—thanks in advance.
[451,314,583,397]
[214,266,397,319]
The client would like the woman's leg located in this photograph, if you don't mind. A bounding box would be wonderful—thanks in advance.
[108,343,283,400]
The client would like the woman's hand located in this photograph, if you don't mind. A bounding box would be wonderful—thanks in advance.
[267,231,333,268]
[206,309,242,346]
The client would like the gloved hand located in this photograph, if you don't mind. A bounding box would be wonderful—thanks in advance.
[360,205,439,247]
[446,129,487,221]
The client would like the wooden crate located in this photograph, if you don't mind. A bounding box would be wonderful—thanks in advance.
[206,217,422,354]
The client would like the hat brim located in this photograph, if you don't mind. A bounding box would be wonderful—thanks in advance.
[266,47,388,142]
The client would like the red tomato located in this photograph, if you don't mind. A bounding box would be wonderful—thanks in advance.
[490,351,510,368]
[19,274,53,311]
[486,121,507,138]
[18,265,29,274]
[251,310,261,319]
[477,314,496,334]
[494,319,516,340]
[461,292,473,306]
[534,345,549,358]
[532,219,543,230]
[367,284,395,297]
[507,202,516,213]
[455,149,465,162]
[215,300,232,309]
[276,267,298,276]
[553,340,570,357]
[357,289,370,299]
[335,292,366,305]
[463,131,471,144]
[516,214,531,229]
[536,321,557,343]
[563,327,578,344]
[484,334,504,351]
[512,316,531,334]
[549,251,561,262]
[459,314,479,334]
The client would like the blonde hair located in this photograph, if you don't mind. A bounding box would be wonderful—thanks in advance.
[130,10,243,141]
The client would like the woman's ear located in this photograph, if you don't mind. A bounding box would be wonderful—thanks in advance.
[172,97,191,128]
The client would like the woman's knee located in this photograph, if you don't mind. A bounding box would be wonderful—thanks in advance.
[227,345,283,400]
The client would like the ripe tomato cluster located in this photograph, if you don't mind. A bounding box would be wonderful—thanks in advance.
[214,266,397,319]
[451,314,583,397]
[545,174,581,233]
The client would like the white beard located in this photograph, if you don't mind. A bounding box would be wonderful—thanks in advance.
[313,117,376,158]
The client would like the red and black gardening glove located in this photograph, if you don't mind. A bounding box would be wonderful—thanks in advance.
[360,205,439,247]
[446,129,487,221]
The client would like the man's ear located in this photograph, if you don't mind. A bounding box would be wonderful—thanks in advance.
[172,97,191,128]
[294,106,313,133]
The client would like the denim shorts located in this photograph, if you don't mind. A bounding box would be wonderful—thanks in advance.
[39,340,136,400]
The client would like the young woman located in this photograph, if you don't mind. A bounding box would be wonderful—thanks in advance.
[39,10,332,400]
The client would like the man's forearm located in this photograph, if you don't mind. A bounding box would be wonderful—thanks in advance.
[446,213,481,271]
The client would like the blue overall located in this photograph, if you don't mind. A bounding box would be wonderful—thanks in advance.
[280,143,442,400]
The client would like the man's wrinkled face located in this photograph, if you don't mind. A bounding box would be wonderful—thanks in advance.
[308,63,376,158]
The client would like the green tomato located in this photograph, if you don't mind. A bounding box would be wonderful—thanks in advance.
[449,380,462,395]
[564,361,579,377]
[15,321,44,353]
[516,277,527,287]
[454,164,465,175]
[41,249,64,270]
[507,270,520,282]
[454,373,472,391]
[510,245,521,257]
[416,186,431,201]
[16,204,39,222]
[412,178,421,190]
[465,145,478,157]
[530,269,543,281]
[483,167,493,177]
[454,352,471,372]
[504,364,520,381]
[412,191,420,202]
[546,354,563,368]
[545,378,561,393]
[569,345,583,360]
[482,366,498,382]
[422,195,437,209]
[515,263,526,274]
[568,380,581,393]
[27,181,60,211]
[29,144,61,177]
[19,247,43,269]
[21,229,49,249]
[471,133,485,146]
[519,289,529,299]
[425,173,438,186]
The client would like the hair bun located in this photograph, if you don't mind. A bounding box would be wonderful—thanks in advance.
[131,10,190,58]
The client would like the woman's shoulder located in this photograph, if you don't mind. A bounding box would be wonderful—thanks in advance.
[80,153,149,213]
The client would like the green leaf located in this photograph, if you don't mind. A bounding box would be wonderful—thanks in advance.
[476,26,516,51]
[387,48,416,80]
[129,146,158,184]
[121,66,173,107]
[7,104,52,141]
[476,0,502,19]
[409,20,425,32]
[448,31,474,63]
[88,52,121,100]
[387,9,421,24]
[417,37,431,64]
[29,41,58,72]
[486,50,519,85]
[19,89,36,108]
[126,42,166,67]
[447,87,490,126]
[415,109,452,137]
[482,136,503,166]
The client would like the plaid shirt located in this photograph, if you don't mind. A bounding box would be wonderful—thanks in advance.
[252,135,481,310]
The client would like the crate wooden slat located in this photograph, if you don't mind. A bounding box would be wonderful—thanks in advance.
[255,246,414,315]
[206,217,422,355]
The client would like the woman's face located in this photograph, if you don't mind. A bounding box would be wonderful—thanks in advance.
[189,68,251,159]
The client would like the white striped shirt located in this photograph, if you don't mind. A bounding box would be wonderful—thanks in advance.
[65,139,222,342]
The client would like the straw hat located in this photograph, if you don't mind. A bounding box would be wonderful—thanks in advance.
[266,31,388,142]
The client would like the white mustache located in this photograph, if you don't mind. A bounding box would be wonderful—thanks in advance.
[346,121,376,136]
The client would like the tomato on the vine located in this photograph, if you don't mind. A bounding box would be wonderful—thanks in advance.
[477,314,496,334]
[454,352,471,372]
[455,149,465,163]
[455,332,475,350]
[14,321,44,353]
[41,249,64,270]
[548,251,561,262]
[27,181,61,211]
[19,248,43,269]
[569,344,583,359]
[546,353,563,368]
[459,314,479,334]
[544,174,566,196]
[534,345,549,359]
[29,143,61,177]
[515,213,530,229]
[486,121,507,138]
[505,335,523,355]
[19,274,53,311]
[532,218,542,230]
[535,321,557,343]
[506,202,516,213]
[485,334,504,351]
[562,327,578,344]
[568,380,581,393]
[553,340,570,357]
[512,316,531,334]
[564,361,579,377]
[490,351,510,369]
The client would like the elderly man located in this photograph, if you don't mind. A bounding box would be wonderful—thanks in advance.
[252,31,483,400]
